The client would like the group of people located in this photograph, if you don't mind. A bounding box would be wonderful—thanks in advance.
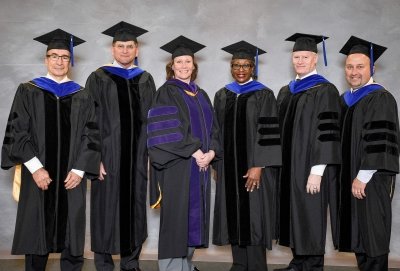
[1,20,398,271]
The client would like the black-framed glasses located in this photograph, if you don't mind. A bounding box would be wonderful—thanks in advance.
[46,54,70,62]
[231,63,253,71]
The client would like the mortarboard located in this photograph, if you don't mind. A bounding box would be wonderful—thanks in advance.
[34,28,85,66]
[221,40,266,60]
[102,21,148,43]
[160,35,205,59]
[286,33,329,66]
[221,40,267,78]
[339,36,387,77]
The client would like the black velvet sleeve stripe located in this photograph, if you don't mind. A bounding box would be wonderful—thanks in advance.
[87,121,99,130]
[365,144,399,156]
[363,132,397,143]
[258,117,278,125]
[318,134,340,142]
[3,136,15,144]
[87,142,101,152]
[318,123,340,131]
[318,111,339,120]
[258,127,280,135]
[258,138,281,146]
[364,120,397,131]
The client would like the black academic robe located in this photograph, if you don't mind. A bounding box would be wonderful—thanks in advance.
[212,86,281,249]
[85,68,156,254]
[148,81,220,259]
[277,82,341,255]
[338,88,399,257]
[1,82,100,256]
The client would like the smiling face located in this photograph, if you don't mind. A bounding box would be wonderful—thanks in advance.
[292,50,318,77]
[172,55,195,83]
[345,53,372,89]
[231,58,254,84]
[45,49,70,81]
[112,40,138,68]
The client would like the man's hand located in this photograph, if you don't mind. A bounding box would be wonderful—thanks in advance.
[99,162,107,181]
[352,178,367,199]
[306,174,322,194]
[64,171,83,190]
[244,167,262,192]
[32,168,52,190]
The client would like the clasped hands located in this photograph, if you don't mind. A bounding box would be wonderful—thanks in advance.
[192,149,215,172]
[32,167,82,190]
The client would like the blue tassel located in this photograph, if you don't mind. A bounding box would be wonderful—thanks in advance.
[255,48,259,78]
[134,57,138,66]
[70,35,74,67]
[370,43,374,76]
[322,36,327,67]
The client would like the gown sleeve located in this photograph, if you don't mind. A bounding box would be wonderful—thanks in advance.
[71,91,101,179]
[310,84,342,166]
[147,84,201,169]
[1,84,37,169]
[253,89,281,167]
[359,90,399,173]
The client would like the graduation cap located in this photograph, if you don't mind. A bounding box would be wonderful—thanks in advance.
[160,35,205,59]
[102,21,148,43]
[34,28,85,66]
[221,40,267,78]
[339,36,387,76]
[286,33,329,66]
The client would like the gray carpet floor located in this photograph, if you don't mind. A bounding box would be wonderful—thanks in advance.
[1,259,399,271]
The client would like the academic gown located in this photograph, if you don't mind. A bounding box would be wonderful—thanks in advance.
[85,66,156,255]
[1,80,100,256]
[338,86,399,257]
[277,77,341,255]
[212,83,281,249]
[147,80,220,259]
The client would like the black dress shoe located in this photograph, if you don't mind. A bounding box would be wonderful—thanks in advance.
[121,268,141,271]
[193,267,200,271]
[273,267,296,271]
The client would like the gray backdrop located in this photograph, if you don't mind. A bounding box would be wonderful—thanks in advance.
[0,0,399,268]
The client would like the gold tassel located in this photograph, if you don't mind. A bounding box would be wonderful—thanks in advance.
[12,164,21,202]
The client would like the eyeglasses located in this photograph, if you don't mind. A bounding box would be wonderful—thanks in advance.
[46,54,70,62]
[231,63,253,71]
[114,44,137,50]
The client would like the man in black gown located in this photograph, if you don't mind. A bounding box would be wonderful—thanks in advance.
[85,21,156,271]
[275,33,341,271]
[337,36,399,271]
[1,28,100,271]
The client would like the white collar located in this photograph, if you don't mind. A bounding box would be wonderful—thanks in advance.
[238,78,253,85]
[112,60,136,69]
[46,73,70,83]
[296,69,317,80]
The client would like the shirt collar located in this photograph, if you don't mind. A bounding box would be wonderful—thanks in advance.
[112,60,137,69]
[351,77,374,93]
[46,73,70,83]
[238,78,253,85]
[296,69,317,80]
